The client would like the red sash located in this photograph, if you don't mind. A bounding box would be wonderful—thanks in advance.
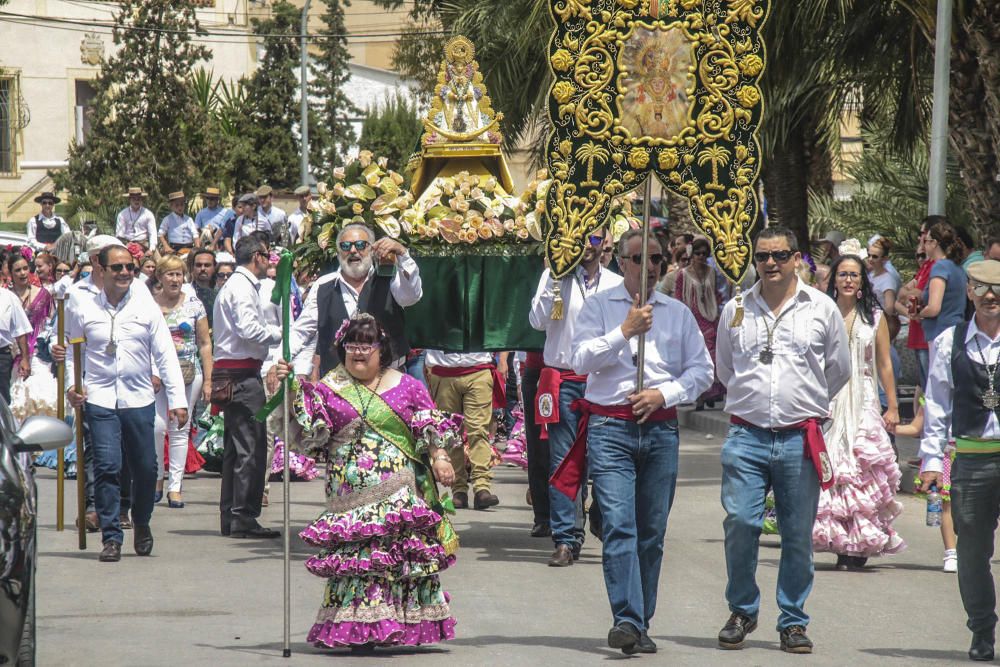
[730,416,834,490]
[535,368,587,439]
[550,400,678,500]
[430,364,506,409]
[214,358,263,371]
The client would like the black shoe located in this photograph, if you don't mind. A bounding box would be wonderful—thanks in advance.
[548,544,574,567]
[835,554,850,571]
[473,489,499,510]
[607,621,640,655]
[230,524,281,539]
[718,612,757,650]
[780,625,813,654]
[851,556,868,569]
[99,541,121,562]
[571,544,582,561]
[970,629,996,661]
[530,522,551,538]
[588,505,603,542]
[635,631,657,654]
[133,524,154,556]
[452,491,468,509]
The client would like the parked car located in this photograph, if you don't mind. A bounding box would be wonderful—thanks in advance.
[0,402,73,666]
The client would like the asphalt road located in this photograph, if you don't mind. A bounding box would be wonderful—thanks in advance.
[33,427,970,666]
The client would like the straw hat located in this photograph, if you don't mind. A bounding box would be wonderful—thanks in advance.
[122,187,147,198]
[167,191,186,202]
[202,186,222,198]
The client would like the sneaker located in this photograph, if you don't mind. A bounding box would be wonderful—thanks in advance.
[780,625,813,654]
[944,549,958,573]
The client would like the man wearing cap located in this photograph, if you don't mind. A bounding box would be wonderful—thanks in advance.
[26,192,70,251]
[286,185,313,246]
[231,193,262,247]
[256,184,287,231]
[116,187,157,250]
[159,192,200,254]
[195,187,234,249]
[920,259,1000,662]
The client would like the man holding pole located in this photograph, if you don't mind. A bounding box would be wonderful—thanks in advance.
[562,228,712,654]
[714,226,850,654]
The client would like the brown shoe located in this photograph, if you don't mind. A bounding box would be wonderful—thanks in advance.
[119,513,133,530]
[76,511,99,533]
[452,492,468,509]
[261,492,269,508]
[99,542,121,562]
[548,544,574,567]
[474,489,500,510]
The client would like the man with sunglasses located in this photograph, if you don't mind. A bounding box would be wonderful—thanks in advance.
[920,259,1000,661]
[529,226,622,566]
[714,226,850,654]
[564,228,712,654]
[62,243,187,562]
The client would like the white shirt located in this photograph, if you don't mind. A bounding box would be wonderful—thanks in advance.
[715,279,851,428]
[271,255,423,373]
[213,266,282,361]
[870,270,901,311]
[529,265,623,370]
[424,351,494,368]
[260,205,287,228]
[66,288,186,411]
[115,206,157,247]
[159,212,198,244]
[571,285,713,407]
[0,289,32,347]
[26,214,69,249]
[921,321,1000,472]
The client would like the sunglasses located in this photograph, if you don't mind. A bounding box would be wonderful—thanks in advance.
[217,272,233,280]
[754,250,794,264]
[339,240,370,252]
[587,234,604,247]
[103,263,135,273]
[344,343,381,355]
[629,253,664,265]
[972,282,1000,297]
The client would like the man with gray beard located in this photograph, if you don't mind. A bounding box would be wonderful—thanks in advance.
[266,222,422,385]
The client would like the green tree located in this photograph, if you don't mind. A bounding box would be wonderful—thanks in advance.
[357,92,422,173]
[51,0,227,211]
[310,0,360,181]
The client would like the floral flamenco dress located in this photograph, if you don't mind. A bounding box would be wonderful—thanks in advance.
[295,366,463,648]
[813,310,906,558]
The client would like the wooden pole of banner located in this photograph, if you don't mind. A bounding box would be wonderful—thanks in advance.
[55,298,66,531]
[635,177,654,391]
[71,338,86,550]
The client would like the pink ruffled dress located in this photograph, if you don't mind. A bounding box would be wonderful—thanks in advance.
[295,371,463,648]
[813,311,906,557]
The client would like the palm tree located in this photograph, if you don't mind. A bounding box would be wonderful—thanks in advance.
[698,146,731,191]
[575,142,609,187]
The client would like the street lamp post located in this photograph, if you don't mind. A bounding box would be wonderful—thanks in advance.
[300,0,311,188]
[927,0,952,216]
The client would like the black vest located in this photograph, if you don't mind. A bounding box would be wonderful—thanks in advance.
[316,274,409,376]
[951,321,1000,438]
[35,216,63,243]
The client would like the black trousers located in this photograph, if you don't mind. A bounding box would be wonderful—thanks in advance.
[0,347,12,406]
[219,371,268,531]
[952,453,1000,634]
[521,367,550,526]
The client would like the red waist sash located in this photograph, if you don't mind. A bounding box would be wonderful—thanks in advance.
[730,416,833,490]
[536,368,587,440]
[215,358,263,371]
[550,400,678,500]
[430,363,506,409]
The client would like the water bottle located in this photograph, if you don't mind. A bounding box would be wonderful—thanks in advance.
[926,484,943,527]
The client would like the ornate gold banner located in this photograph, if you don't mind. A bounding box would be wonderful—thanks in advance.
[545,0,770,283]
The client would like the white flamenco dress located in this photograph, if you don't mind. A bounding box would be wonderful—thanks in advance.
[812,310,906,558]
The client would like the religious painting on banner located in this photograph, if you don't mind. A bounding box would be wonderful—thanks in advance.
[545,0,771,285]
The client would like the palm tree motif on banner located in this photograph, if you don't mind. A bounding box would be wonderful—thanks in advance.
[544,0,770,284]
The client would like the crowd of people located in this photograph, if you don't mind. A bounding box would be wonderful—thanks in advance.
[4,183,1000,660]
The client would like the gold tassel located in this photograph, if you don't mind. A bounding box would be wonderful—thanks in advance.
[551,281,564,320]
[730,286,744,328]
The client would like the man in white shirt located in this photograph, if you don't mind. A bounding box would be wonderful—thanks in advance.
[256,184,287,230]
[115,187,157,250]
[285,185,313,246]
[714,226,850,655]
[919,259,1000,661]
[232,193,265,246]
[158,191,200,254]
[566,228,712,655]
[213,232,282,539]
[26,191,70,251]
[529,225,622,566]
[64,244,187,562]
[0,287,32,405]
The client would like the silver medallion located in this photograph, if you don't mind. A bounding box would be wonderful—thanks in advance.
[758,348,774,364]
[105,341,117,356]
[985,389,1000,410]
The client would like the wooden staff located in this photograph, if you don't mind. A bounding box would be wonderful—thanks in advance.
[635,176,654,391]
[55,297,65,531]
[71,337,86,550]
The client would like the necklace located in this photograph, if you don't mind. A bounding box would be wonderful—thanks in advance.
[350,371,384,443]
[758,305,792,364]
[973,334,1000,410]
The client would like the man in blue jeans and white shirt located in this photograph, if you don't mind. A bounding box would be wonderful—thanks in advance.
[715,226,850,654]
[568,228,712,654]
[65,244,187,562]
[529,224,622,566]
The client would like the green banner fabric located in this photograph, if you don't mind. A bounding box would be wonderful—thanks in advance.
[407,254,545,352]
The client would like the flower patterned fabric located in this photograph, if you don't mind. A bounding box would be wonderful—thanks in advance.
[294,370,462,648]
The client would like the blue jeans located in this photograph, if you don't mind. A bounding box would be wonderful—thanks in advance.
[85,402,157,545]
[548,379,587,549]
[405,350,427,389]
[914,347,930,390]
[588,416,679,632]
[721,423,820,630]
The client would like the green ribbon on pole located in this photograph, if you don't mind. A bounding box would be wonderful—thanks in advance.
[255,249,296,422]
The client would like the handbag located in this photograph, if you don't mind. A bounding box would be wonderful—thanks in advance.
[178,359,197,385]
[209,374,233,405]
